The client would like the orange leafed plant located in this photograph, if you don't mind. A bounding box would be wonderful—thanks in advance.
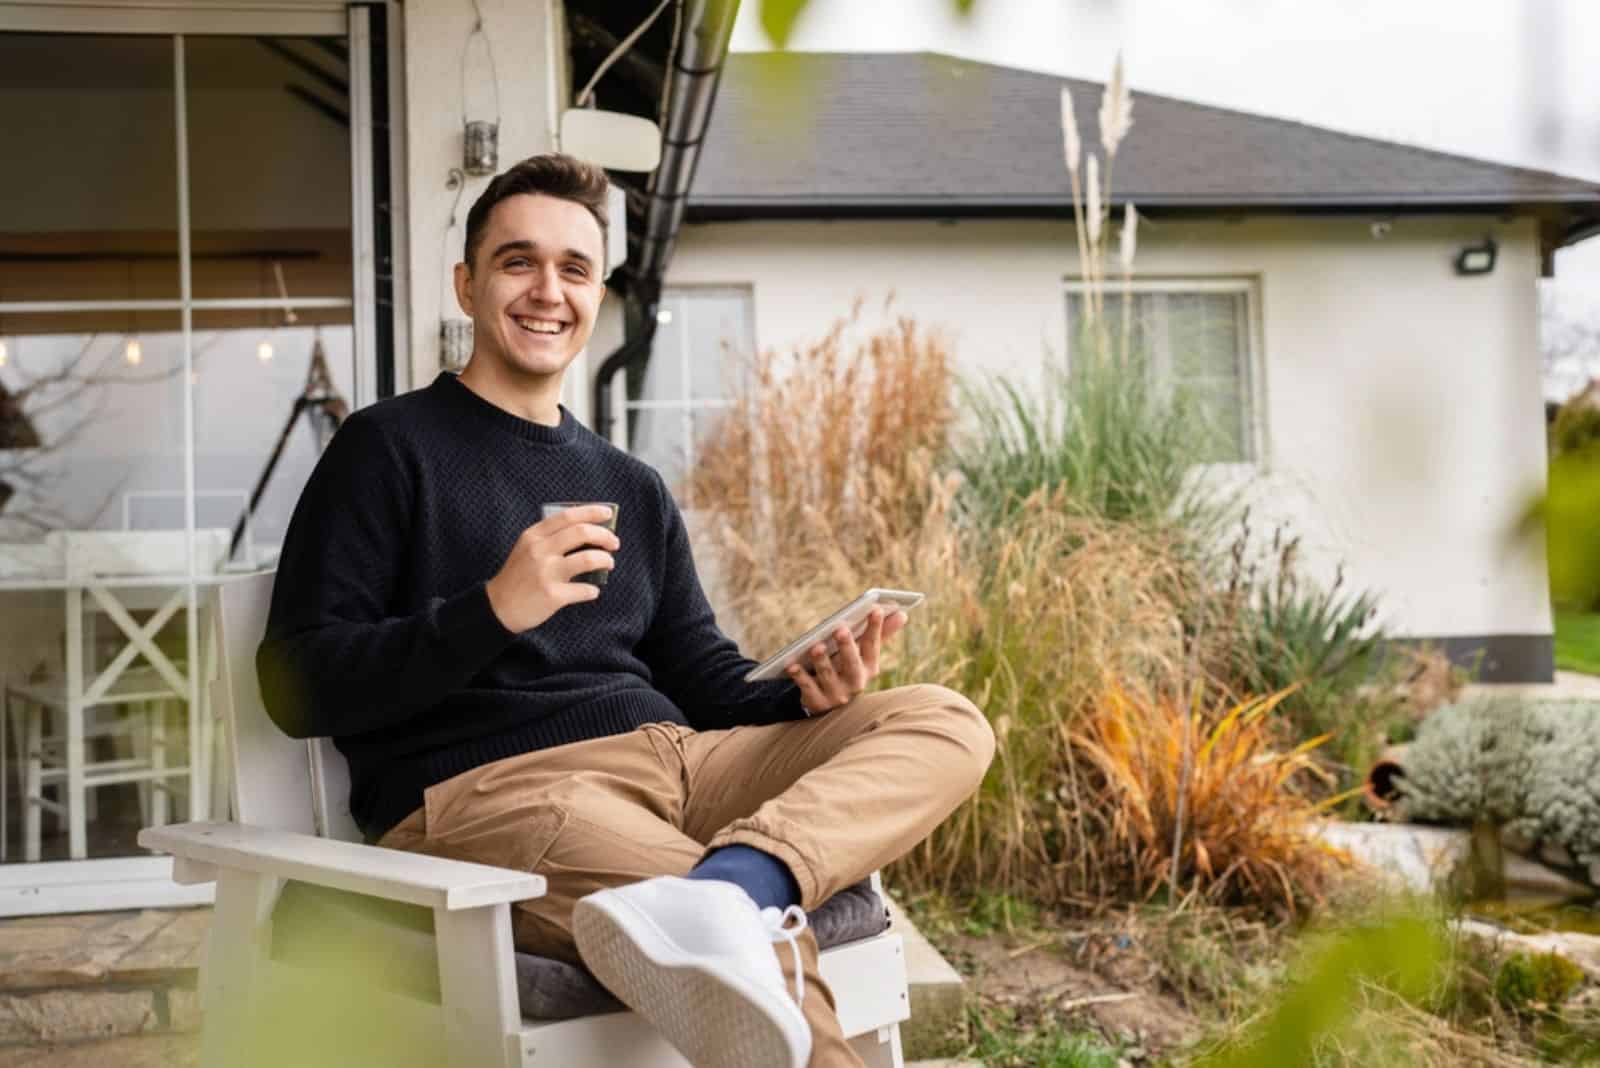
[1071,682,1343,913]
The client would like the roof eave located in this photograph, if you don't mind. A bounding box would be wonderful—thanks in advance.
[687,194,1600,222]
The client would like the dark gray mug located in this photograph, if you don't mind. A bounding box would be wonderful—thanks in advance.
[540,501,619,586]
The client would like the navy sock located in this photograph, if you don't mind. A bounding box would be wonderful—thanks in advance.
[685,845,802,912]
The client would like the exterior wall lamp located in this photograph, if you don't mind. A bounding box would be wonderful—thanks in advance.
[1454,237,1498,276]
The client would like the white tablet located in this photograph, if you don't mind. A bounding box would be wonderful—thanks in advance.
[744,588,925,683]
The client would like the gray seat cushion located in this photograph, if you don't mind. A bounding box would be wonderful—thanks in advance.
[272,878,891,1021]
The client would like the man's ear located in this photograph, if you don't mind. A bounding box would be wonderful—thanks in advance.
[452,261,473,316]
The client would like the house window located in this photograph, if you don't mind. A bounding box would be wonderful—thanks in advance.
[626,287,752,506]
[1065,282,1258,463]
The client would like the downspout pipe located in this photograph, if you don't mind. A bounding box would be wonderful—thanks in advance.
[593,281,659,444]
[592,0,738,442]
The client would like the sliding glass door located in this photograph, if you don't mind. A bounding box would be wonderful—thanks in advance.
[0,7,391,914]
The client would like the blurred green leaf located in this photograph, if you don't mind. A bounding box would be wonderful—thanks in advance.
[762,0,980,48]
[1195,910,1445,1068]
[760,0,807,48]
[1542,444,1600,611]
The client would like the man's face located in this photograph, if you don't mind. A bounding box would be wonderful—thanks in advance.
[454,192,606,382]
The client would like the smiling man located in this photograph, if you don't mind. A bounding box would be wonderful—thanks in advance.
[258,154,994,1068]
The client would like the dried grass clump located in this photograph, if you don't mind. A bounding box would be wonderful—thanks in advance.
[685,300,954,639]
[1072,684,1341,913]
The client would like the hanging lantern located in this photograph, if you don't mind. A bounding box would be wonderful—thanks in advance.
[464,120,499,177]
[460,15,501,178]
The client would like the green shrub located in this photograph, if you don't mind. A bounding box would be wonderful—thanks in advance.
[952,341,1231,542]
[1493,951,1585,1013]
[1551,398,1600,458]
[1219,516,1389,765]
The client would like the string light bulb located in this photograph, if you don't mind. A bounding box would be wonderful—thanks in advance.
[0,338,9,367]
[125,338,143,366]
[257,339,274,362]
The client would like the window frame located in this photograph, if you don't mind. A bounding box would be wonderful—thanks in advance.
[1062,276,1267,470]
[623,284,755,508]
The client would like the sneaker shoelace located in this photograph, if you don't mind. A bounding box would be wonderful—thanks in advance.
[762,905,809,1006]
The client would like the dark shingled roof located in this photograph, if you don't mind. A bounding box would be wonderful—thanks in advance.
[690,51,1600,234]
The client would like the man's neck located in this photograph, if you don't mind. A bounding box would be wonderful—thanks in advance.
[457,355,565,426]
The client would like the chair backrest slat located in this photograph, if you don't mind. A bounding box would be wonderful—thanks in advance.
[217,571,338,836]
[310,737,363,841]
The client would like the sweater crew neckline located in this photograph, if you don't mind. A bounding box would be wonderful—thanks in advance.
[434,371,579,446]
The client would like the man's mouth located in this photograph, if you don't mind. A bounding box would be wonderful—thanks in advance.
[512,315,570,336]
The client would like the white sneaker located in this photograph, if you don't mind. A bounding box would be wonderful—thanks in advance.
[572,876,812,1068]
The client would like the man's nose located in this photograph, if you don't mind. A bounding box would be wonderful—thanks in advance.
[530,263,562,303]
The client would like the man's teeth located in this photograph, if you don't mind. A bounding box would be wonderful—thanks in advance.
[515,318,565,335]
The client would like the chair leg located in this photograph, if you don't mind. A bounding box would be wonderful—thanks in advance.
[434,904,520,1068]
[847,1024,905,1068]
[150,700,170,829]
[65,585,88,860]
[199,868,280,1068]
[23,701,42,863]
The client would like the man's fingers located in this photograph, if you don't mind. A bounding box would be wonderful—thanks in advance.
[831,625,869,691]
[809,643,851,707]
[555,548,614,581]
[786,662,826,712]
[542,523,620,555]
[856,610,885,676]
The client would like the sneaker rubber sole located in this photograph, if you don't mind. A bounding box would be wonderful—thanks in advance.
[572,892,810,1068]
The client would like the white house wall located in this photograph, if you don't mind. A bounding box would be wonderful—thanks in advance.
[663,215,1552,655]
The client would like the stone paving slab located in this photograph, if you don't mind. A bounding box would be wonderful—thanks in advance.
[0,910,185,991]
[1463,671,1600,701]
[0,1033,197,1068]
[111,909,209,985]
[0,989,157,1045]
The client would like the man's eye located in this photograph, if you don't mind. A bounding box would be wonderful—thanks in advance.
[504,257,530,269]
[564,265,589,278]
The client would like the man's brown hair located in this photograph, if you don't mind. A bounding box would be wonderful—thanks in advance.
[463,153,610,271]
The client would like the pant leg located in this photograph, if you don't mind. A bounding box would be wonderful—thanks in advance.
[680,683,995,910]
[378,730,865,1068]
[377,723,703,964]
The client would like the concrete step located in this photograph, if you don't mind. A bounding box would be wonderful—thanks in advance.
[0,908,206,1047]
[886,894,970,1060]
[0,1032,196,1068]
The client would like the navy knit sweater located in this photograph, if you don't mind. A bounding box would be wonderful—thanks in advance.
[258,372,803,840]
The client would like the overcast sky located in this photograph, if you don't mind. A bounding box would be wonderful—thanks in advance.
[728,0,1600,334]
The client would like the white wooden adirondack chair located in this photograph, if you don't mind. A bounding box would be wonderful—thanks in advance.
[139,571,910,1067]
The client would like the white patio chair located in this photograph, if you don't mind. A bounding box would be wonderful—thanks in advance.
[139,571,910,1067]
[1,529,228,860]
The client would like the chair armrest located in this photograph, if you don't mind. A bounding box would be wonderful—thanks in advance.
[139,821,544,911]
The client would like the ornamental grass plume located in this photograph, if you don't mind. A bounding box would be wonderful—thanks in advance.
[1061,86,1093,299]
[1119,204,1139,366]
[1098,50,1134,157]
[1072,682,1342,913]
[1085,154,1104,320]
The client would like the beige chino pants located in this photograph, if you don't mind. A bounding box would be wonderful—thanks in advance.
[378,683,995,1067]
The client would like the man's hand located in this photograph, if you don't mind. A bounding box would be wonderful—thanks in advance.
[786,607,908,714]
[485,504,619,633]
